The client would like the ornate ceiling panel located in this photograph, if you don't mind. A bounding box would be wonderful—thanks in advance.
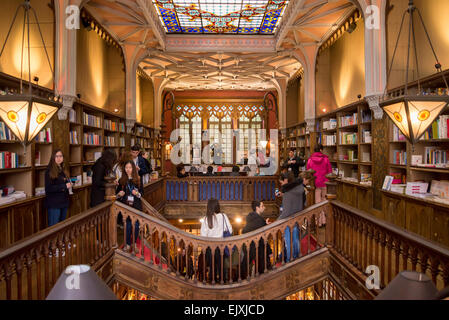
[140,50,301,90]
[151,0,290,34]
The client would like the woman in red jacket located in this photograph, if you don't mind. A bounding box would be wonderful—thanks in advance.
[306,144,332,204]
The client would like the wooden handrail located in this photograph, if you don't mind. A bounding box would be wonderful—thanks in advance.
[111,200,330,285]
[164,176,279,202]
[0,202,113,300]
[330,200,449,290]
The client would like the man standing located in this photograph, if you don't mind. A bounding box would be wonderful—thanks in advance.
[242,201,272,277]
[283,149,305,177]
[131,145,152,183]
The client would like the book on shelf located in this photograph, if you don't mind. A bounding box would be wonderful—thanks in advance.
[70,131,79,144]
[360,173,372,183]
[339,132,358,145]
[405,182,429,195]
[411,155,422,166]
[392,125,406,141]
[119,122,125,132]
[430,180,449,198]
[361,110,372,123]
[382,176,394,190]
[362,130,372,143]
[35,151,40,165]
[339,113,358,127]
[35,187,45,196]
[347,150,357,162]
[0,151,20,169]
[35,127,52,143]
[104,119,118,131]
[104,136,116,147]
[419,147,449,166]
[392,150,407,165]
[420,114,449,140]
[323,119,337,130]
[119,137,125,147]
[69,109,77,123]
[323,134,336,146]
[82,171,92,185]
[0,122,18,141]
[390,184,406,194]
[83,133,102,145]
[391,172,406,184]
[362,152,371,162]
[83,112,101,128]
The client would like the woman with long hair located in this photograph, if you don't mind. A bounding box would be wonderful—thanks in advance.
[200,198,232,283]
[113,151,133,181]
[45,149,71,227]
[90,149,118,207]
[116,160,143,250]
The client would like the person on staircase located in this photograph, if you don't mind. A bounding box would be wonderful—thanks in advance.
[116,160,143,251]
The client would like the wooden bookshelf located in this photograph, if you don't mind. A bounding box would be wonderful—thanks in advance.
[279,121,313,168]
[315,101,372,186]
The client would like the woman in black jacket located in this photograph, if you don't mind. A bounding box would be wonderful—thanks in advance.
[90,149,117,207]
[45,149,72,227]
[116,160,144,248]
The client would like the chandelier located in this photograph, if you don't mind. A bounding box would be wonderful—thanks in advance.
[0,0,61,147]
[380,0,449,144]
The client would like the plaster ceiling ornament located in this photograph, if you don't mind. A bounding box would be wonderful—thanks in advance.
[152,0,290,34]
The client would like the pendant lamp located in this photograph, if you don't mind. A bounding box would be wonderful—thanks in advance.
[380,0,449,144]
[0,0,61,147]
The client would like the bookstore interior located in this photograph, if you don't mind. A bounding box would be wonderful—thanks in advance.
[0,0,448,302]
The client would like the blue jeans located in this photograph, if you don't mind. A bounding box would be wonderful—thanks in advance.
[48,207,68,227]
[284,225,300,262]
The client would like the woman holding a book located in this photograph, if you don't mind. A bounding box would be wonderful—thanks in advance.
[45,150,72,227]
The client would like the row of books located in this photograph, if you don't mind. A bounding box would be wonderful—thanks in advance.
[362,130,372,143]
[361,110,372,123]
[360,173,372,183]
[34,127,52,143]
[323,134,336,146]
[423,147,448,166]
[70,131,79,144]
[84,133,102,145]
[83,112,101,128]
[420,115,449,140]
[0,152,20,169]
[339,150,358,161]
[0,122,17,141]
[104,119,118,131]
[339,113,358,127]
[339,132,358,145]
[119,122,125,132]
[104,136,116,146]
[322,119,337,130]
[392,150,407,165]
[392,125,406,141]
[120,137,125,147]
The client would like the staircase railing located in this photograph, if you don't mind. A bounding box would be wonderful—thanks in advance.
[164,176,278,202]
[0,202,113,300]
[111,199,331,285]
[331,200,449,291]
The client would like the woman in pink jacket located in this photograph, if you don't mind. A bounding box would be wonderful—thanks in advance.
[307,144,332,204]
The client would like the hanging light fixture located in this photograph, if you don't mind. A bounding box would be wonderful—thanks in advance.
[380,0,449,145]
[0,0,61,147]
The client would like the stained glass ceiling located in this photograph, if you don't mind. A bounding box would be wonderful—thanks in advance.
[152,0,290,34]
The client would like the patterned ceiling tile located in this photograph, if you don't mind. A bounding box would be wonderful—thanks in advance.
[152,0,290,34]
